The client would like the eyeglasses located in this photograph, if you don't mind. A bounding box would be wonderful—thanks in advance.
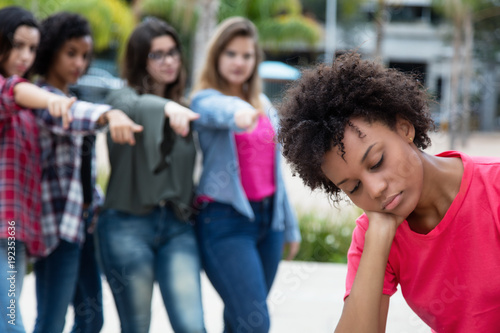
[148,48,181,63]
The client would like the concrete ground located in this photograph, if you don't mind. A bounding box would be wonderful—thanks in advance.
[19,131,500,332]
[20,261,429,333]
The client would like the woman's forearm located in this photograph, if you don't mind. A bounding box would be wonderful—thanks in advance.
[13,82,56,109]
[335,222,396,333]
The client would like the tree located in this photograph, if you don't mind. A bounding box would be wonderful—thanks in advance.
[373,0,387,61]
[435,0,468,149]
[0,0,135,56]
[192,0,220,80]
[218,0,321,50]
[139,0,322,83]
[433,0,497,148]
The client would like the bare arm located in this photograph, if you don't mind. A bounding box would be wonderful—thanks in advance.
[335,212,399,333]
[14,82,75,128]
[234,108,259,131]
[164,101,200,137]
[101,109,143,145]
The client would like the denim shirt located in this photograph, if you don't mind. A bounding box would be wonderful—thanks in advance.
[191,89,301,243]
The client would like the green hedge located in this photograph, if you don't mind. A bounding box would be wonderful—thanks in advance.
[293,207,360,263]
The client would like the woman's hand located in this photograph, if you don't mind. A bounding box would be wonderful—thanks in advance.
[283,241,300,261]
[234,108,259,131]
[47,95,76,129]
[364,210,405,238]
[106,109,144,145]
[164,101,200,137]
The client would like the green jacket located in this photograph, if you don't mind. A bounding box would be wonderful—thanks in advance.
[102,86,196,221]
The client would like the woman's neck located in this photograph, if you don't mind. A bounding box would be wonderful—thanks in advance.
[45,74,68,95]
[227,84,245,100]
[152,82,166,97]
[406,152,464,234]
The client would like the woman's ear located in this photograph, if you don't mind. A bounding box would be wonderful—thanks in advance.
[396,116,415,142]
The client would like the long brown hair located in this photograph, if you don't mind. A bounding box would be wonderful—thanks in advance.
[123,17,186,103]
[192,17,263,108]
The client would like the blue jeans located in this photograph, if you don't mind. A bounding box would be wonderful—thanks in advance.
[72,208,103,333]
[0,239,26,333]
[34,240,81,333]
[95,205,205,333]
[195,197,285,333]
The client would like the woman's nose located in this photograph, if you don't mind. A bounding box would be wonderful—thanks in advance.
[75,56,87,70]
[20,46,32,61]
[364,174,387,200]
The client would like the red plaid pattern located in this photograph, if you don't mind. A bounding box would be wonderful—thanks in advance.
[0,75,45,257]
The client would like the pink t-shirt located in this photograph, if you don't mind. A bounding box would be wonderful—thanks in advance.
[345,151,500,332]
[234,115,276,201]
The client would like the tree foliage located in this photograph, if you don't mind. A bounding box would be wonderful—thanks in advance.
[0,0,135,55]
[140,0,322,50]
[433,0,500,60]
[218,0,322,49]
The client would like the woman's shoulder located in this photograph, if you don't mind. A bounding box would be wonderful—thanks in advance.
[0,74,26,93]
[106,86,139,104]
[108,86,138,97]
[191,88,222,100]
[34,79,64,95]
[259,93,272,104]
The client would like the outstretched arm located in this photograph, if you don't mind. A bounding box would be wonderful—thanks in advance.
[164,101,199,137]
[335,212,400,333]
[191,89,259,132]
[100,109,144,145]
[13,82,75,128]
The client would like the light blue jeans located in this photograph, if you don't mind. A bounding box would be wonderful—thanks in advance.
[0,239,26,333]
[95,205,205,333]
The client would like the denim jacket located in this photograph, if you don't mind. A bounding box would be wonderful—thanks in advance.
[191,89,301,243]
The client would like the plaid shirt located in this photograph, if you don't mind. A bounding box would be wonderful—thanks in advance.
[34,81,109,256]
[0,75,45,257]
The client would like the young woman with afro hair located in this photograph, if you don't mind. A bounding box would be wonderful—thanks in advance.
[277,52,500,333]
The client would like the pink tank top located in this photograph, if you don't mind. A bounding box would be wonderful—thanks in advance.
[234,115,276,201]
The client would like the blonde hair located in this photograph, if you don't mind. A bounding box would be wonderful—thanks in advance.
[192,17,263,108]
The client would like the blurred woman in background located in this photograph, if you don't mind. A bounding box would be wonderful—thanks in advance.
[96,17,205,333]
[0,7,76,332]
[190,17,301,333]
[31,12,140,333]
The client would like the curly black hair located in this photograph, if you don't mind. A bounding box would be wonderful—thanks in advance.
[33,12,91,76]
[277,52,435,203]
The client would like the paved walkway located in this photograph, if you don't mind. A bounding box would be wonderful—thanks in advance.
[20,261,429,332]
[19,131,500,332]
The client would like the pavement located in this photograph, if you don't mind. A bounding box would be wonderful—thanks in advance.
[20,261,430,333]
[18,130,500,332]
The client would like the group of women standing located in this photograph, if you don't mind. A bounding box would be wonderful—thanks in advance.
[0,5,301,333]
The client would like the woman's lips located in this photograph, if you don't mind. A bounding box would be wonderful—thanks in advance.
[383,192,402,211]
[16,65,27,74]
[163,70,176,76]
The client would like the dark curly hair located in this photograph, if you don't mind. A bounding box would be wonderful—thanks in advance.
[33,12,91,76]
[0,6,39,77]
[277,52,435,203]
